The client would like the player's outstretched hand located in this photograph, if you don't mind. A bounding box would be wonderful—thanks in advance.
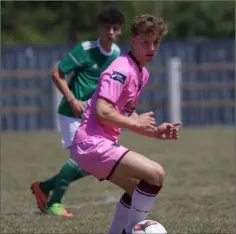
[133,111,156,131]
[69,99,86,118]
[156,122,181,140]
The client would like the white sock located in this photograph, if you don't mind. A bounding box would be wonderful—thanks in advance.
[125,181,162,233]
[108,193,131,234]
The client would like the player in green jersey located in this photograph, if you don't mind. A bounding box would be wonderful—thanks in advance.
[31,7,125,217]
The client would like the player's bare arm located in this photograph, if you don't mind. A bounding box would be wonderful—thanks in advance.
[128,111,157,137]
[130,111,140,119]
[51,67,86,117]
[95,98,156,131]
[126,111,181,139]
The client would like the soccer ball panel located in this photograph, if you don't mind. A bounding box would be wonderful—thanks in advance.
[132,220,167,234]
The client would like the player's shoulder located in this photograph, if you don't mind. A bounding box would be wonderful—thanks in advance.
[109,54,131,72]
[104,54,131,84]
[112,43,121,54]
[79,40,98,51]
[111,53,130,65]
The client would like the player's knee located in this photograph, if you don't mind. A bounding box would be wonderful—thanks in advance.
[149,164,165,186]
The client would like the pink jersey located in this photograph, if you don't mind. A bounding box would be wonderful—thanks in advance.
[76,52,149,143]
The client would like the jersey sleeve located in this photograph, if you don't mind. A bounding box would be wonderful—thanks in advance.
[58,43,86,73]
[98,68,129,104]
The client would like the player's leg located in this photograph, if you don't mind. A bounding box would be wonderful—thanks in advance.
[45,115,91,216]
[31,160,79,213]
[108,150,165,234]
[31,115,90,216]
[32,158,89,216]
[69,139,138,232]
[69,138,163,232]
[108,178,139,234]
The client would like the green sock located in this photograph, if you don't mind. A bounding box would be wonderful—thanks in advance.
[72,166,90,182]
[39,159,90,196]
[47,158,90,207]
[40,175,58,196]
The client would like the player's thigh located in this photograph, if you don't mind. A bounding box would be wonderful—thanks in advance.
[109,150,165,186]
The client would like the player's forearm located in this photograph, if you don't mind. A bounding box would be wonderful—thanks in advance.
[97,108,135,129]
[96,99,136,130]
[51,67,75,103]
[129,112,157,137]
[130,111,139,119]
[131,128,157,138]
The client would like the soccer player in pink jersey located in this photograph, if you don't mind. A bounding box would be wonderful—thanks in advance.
[70,14,181,234]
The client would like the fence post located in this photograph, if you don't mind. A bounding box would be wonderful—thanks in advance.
[0,71,2,132]
[167,57,182,123]
[52,61,75,131]
[52,61,62,131]
[52,85,63,131]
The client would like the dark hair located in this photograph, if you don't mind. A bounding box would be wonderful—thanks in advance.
[131,14,168,38]
[98,7,125,26]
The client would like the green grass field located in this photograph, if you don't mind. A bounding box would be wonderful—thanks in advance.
[1,127,235,233]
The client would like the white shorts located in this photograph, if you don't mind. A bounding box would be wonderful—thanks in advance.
[58,114,82,149]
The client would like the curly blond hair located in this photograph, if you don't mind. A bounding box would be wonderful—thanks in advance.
[131,14,168,38]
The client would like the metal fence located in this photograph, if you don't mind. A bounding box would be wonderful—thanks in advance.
[1,38,235,132]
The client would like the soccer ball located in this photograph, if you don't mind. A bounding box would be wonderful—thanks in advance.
[132,220,167,234]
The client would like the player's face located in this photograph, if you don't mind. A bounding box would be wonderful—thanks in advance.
[131,33,161,64]
[99,24,122,43]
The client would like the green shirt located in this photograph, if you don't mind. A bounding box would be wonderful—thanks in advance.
[58,39,120,118]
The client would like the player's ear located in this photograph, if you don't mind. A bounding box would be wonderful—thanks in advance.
[98,23,104,33]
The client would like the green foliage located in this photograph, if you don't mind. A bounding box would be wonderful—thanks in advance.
[1,1,235,45]
[163,1,235,39]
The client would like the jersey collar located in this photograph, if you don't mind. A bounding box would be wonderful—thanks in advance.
[127,51,142,72]
[97,38,114,56]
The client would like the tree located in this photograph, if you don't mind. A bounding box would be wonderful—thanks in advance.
[1,1,235,45]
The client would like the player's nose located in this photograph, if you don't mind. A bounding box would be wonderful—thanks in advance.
[149,43,155,52]
[109,27,114,35]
